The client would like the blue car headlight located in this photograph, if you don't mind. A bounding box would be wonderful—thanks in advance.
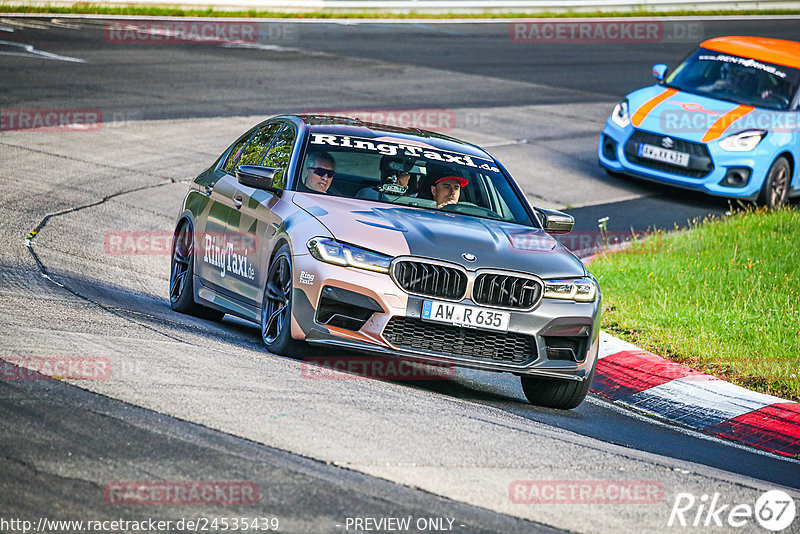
[307,237,391,274]
[611,99,631,128]
[718,129,767,152]
[543,277,598,303]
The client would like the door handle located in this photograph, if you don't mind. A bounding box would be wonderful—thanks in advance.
[203,184,214,196]
[233,195,243,210]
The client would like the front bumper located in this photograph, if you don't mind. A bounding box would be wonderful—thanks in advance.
[290,253,601,380]
[598,118,774,200]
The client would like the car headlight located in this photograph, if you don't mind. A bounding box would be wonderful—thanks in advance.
[307,237,391,274]
[543,277,598,302]
[718,129,767,152]
[611,99,630,128]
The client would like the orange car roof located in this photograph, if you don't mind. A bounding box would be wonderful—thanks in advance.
[700,36,800,70]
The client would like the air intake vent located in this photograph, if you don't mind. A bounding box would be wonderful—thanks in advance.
[383,317,537,364]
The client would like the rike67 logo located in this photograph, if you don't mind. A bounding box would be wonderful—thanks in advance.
[668,490,796,531]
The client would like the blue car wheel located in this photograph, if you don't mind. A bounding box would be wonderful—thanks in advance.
[758,156,791,209]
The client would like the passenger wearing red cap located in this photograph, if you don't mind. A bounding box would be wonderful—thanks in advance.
[431,175,468,209]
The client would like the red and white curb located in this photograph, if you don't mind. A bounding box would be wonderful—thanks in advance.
[591,332,800,459]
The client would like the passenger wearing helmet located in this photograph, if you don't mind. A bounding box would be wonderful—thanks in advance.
[356,156,425,200]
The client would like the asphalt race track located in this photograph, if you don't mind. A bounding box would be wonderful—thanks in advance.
[1,15,799,533]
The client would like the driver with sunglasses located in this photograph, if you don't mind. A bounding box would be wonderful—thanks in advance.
[301,152,337,194]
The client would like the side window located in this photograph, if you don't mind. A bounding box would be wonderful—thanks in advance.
[238,123,283,167]
[221,132,252,174]
[261,125,297,187]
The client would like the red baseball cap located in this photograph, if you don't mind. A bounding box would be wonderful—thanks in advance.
[434,175,468,187]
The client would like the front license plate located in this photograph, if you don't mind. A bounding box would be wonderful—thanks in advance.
[637,143,690,167]
[421,300,510,332]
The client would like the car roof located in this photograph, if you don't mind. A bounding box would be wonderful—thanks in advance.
[700,36,800,70]
[294,114,495,160]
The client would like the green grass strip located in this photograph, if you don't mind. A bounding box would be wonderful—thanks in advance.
[589,207,800,402]
[2,5,800,18]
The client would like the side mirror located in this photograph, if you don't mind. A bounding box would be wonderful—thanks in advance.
[536,208,574,234]
[652,63,668,82]
[236,165,283,195]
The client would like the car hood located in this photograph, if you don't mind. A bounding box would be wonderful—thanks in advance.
[292,194,586,279]
[626,85,766,143]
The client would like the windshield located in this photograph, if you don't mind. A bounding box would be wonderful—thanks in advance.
[665,48,800,110]
[296,132,537,227]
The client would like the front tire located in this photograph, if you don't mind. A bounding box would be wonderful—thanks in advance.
[261,245,304,357]
[757,156,791,209]
[520,364,595,409]
[169,220,225,321]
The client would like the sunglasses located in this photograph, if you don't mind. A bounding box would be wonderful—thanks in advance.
[310,167,335,178]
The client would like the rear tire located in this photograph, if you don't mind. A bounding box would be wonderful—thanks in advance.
[261,245,304,357]
[520,363,595,410]
[169,220,225,321]
[757,156,791,210]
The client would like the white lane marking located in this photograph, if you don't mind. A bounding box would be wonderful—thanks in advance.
[410,22,464,35]
[220,41,300,52]
[41,273,65,288]
[0,40,86,63]
[480,138,529,148]
[331,20,463,34]
[597,331,645,359]
[49,18,85,29]
[621,377,786,428]
[0,19,53,30]
[3,14,800,23]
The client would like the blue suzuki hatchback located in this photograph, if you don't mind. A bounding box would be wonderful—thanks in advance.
[599,36,800,208]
